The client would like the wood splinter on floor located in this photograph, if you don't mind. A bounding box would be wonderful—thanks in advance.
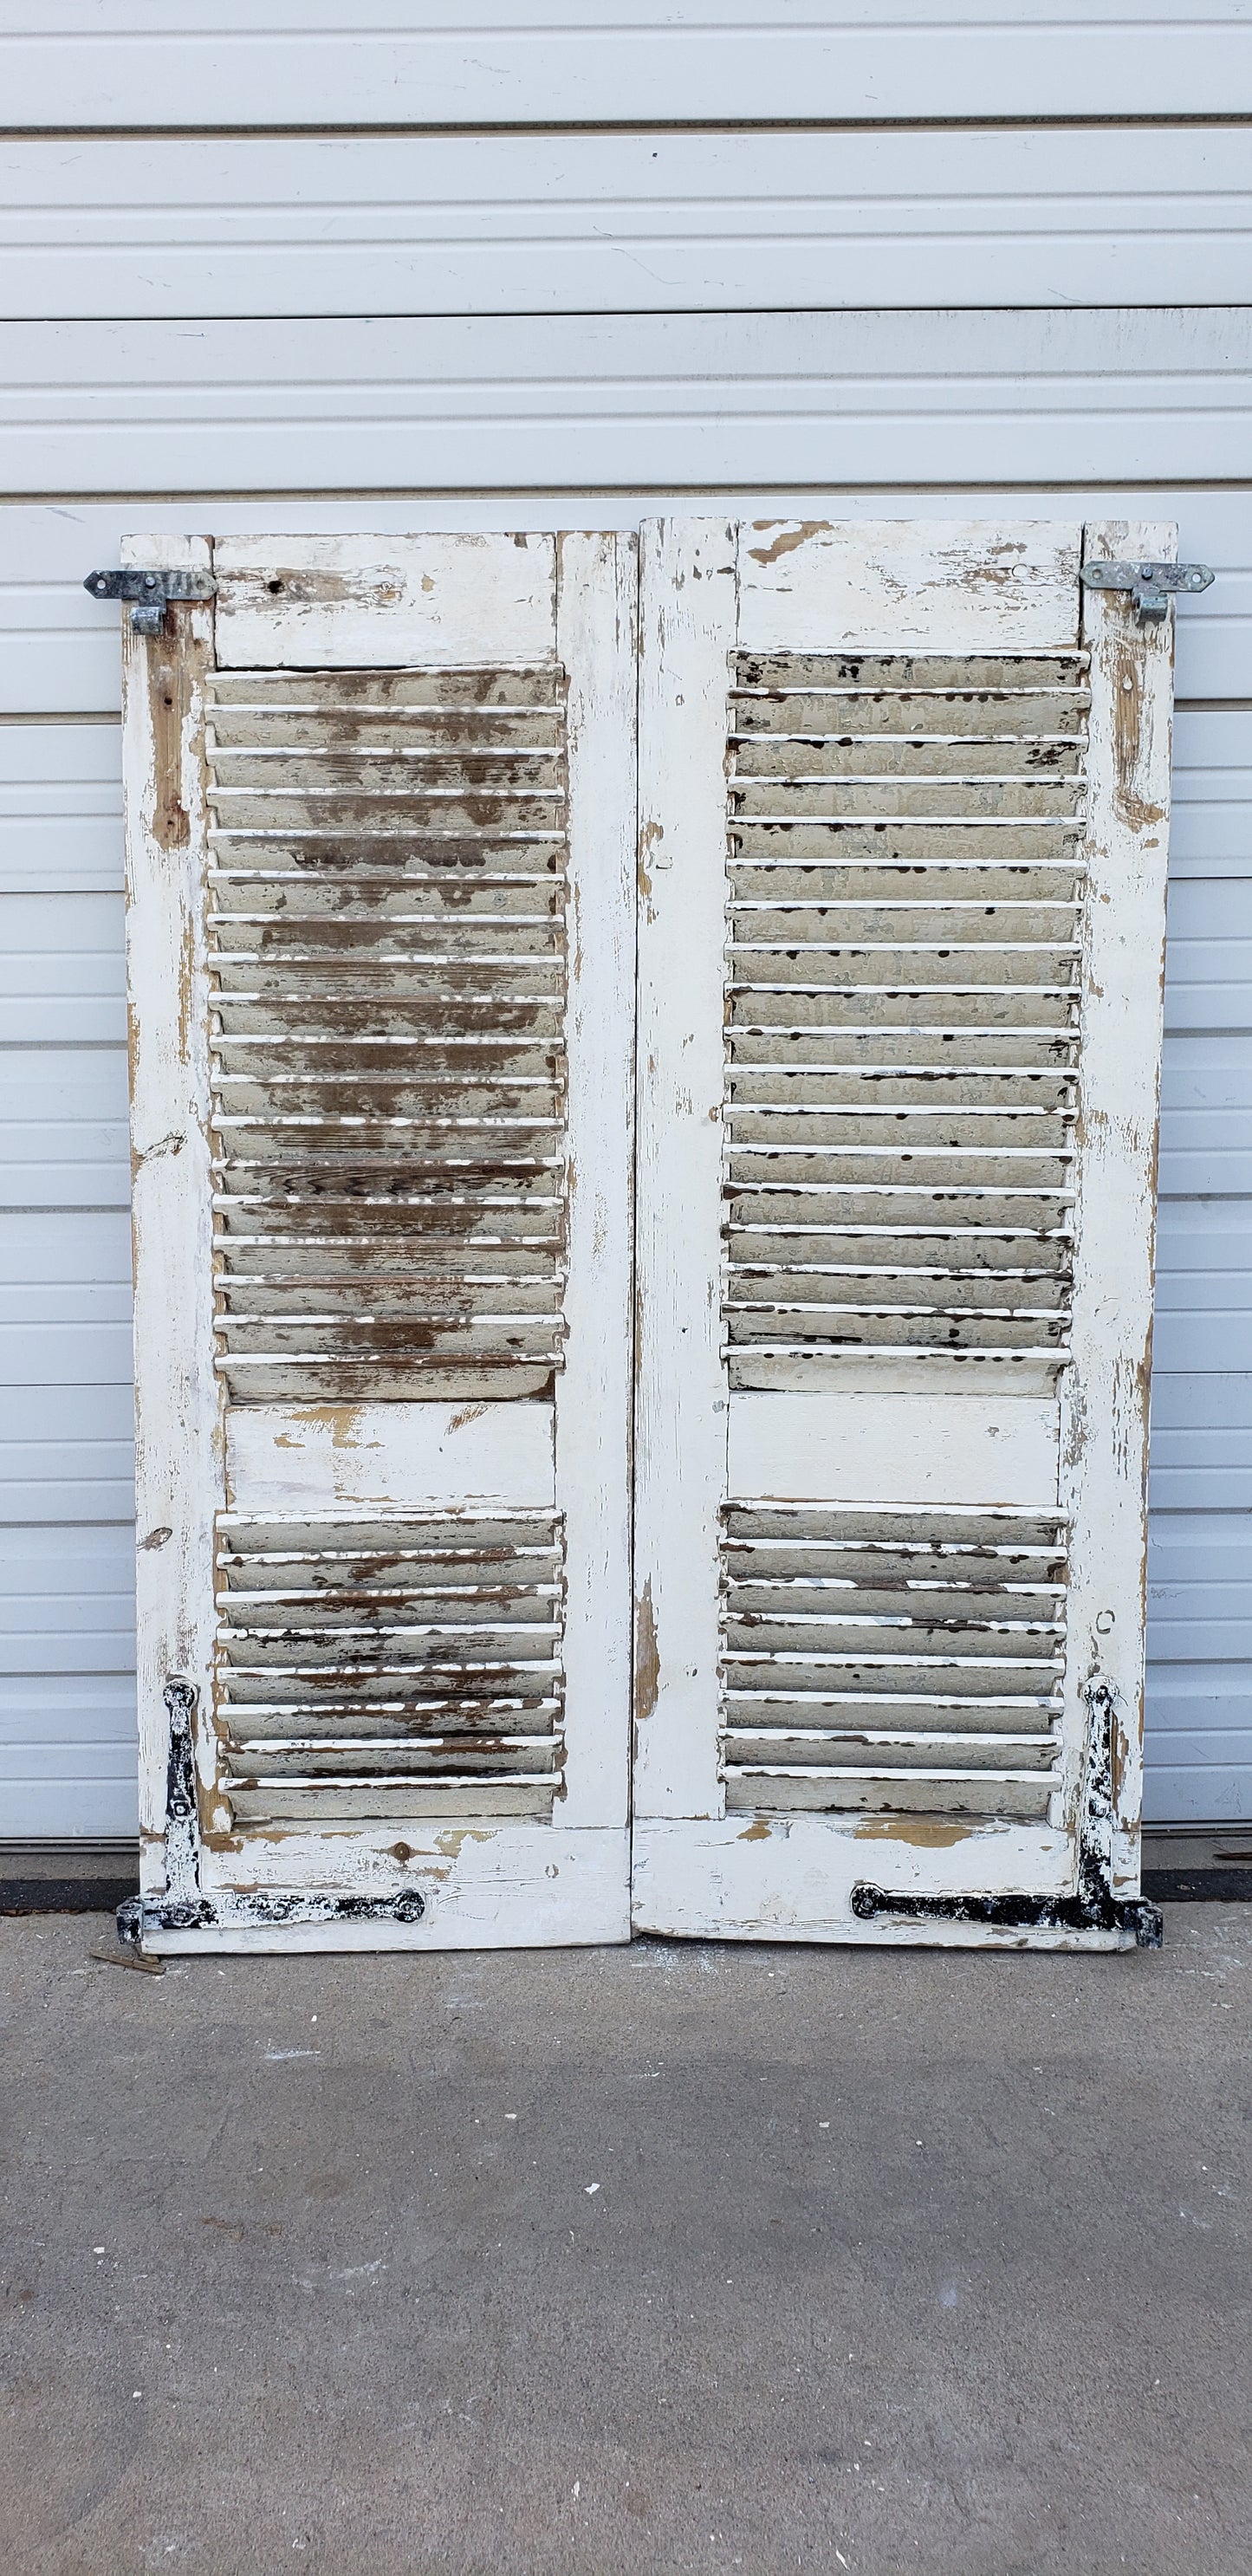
[88,1947,165,1977]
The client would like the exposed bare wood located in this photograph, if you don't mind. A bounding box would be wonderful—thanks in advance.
[1062,520,1175,1895]
[120,535,227,1875]
[204,663,570,1406]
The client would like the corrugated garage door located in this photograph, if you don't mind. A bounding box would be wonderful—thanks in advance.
[1,12,1250,1833]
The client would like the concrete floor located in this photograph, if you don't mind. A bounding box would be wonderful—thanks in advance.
[0,1911,1249,2576]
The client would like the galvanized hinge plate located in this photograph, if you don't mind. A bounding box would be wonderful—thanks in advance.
[1080,558,1214,625]
[83,566,217,636]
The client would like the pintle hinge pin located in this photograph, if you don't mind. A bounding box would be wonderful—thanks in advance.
[83,567,217,637]
[1080,558,1214,625]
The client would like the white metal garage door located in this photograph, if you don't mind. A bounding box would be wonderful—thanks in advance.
[1,8,1249,1835]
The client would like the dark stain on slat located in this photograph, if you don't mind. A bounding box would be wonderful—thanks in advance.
[205,664,569,1402]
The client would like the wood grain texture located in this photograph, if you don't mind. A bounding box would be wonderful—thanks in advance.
[119,532,226,1876]
[554,532,637,1831]
[632,517,736,1821]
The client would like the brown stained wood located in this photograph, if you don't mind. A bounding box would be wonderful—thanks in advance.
[210,669,563,708]
[204,665,570,1406]
[147,617,197,857]
[215,1510,564,1827]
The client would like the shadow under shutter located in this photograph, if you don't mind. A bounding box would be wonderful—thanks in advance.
[124,532,634,1949]
[632,517,1171,1948]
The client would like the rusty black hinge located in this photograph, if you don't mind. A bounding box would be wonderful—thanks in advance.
[83,567,217,637]
[1080,558,1214,625]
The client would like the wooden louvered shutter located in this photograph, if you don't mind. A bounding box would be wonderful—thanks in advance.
[122,532,635,1950]
[632,518,1171,1949]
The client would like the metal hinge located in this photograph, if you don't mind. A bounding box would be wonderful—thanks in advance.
[83,566,216,637]
[1080,558,1214,625]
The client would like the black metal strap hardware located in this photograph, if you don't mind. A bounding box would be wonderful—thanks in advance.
[83,567,216,637]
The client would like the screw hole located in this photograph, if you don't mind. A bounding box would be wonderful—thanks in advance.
[267,579,283,594]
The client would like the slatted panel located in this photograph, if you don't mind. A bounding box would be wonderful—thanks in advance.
[723,651,1088,1390]
[206,667,568,1404]
[215,1511,564,1824]
[720,1503,1065,1820]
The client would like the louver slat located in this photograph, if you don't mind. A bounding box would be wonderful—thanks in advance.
[720,1504,1066,1821]
[723,652,1088,1387]
[205,667,568,1403]
[216,1513,564,1824]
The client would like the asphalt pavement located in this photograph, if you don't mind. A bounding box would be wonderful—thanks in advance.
[1,1905,1248,2575]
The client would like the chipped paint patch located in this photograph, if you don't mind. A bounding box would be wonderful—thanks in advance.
[746,521,829,568]
[446,1403,489,1435]
[638,814,665,907]
[201,661,569,1412]
[855,1815,974,1850]
[133,1129,183,1171]
[435,1827,499,1859]
[1112,639,1166,832]
[279,1405,377,1452]
[634,1580,660,1729]
[213,1513,565,1830]
[148,646,191,855]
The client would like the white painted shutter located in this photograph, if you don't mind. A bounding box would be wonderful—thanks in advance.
[121,532,635,1950]
[633,518,1172,1948]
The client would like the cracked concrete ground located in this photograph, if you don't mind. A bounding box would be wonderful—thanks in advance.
[0,1906,1249,2576]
